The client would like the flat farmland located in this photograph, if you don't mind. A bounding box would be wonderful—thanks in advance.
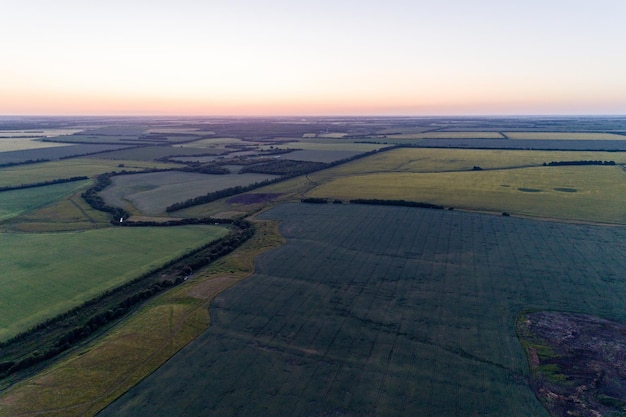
[179,137,250,149]
[0,129,84,138]
[0,158,180,188]
[99,204,626,417]
[0,138,72,152]
[274,139,385,152]
[0,180,90,221]
[308,166,626,224]
[504,132,626,140]
[0,144,135,165]
[387,131,505,140]
[309,148,626,176]
[86,145,223,161]
[0,225,229,340]
[280,149,362,163]
[100,171,279,215]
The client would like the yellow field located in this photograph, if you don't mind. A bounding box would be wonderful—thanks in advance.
[307,148,626,177]
[504,132,626,140]
[307,166,626,224]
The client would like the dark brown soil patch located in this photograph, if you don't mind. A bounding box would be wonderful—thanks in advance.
[517,311,626,417]
[227,193,282,205]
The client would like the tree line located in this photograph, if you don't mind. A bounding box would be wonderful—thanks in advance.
[0,176,88,193]
[543,160,616,166]
[349,198,444,210]
[0,219,254,378]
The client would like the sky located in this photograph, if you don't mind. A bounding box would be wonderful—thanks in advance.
[1,0,625,116]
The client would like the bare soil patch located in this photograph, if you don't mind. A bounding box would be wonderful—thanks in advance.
[517,311,626,417]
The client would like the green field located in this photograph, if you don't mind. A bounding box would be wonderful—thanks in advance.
[99,204,626,417]
[0,138,72,152]
[0,225,229,340]
[0,180,91,221]
[308,166,626,224]
[308,148,626,176]
[0,158,180,188]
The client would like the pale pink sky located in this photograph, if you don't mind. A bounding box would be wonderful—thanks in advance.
[2,0,625,116]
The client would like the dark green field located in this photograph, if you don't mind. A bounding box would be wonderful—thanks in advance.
[99,204,626,417]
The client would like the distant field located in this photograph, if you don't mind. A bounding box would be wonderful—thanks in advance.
[0,144,135,165]
[179,137,248,148]
[308,166,626,224]
[280,149,362,163]
[0,138,72,152]
[47,134,145,144]
[0,224,229,340]
[504,132,626,140]
[309,148,626,177]
[268,140,385,152]
[0,129,84,138]
[100,204,626,417]
[0,158,180,188]
[86,145,223,161]
[0,180,90,221]
[101,171,279,215]
[387,131,505,140]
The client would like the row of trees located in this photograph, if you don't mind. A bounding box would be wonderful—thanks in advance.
[349,198,444,210]
[0,219,254,378]
[544,160,616,166]
[81,173,129,222]
[0,176,88,192]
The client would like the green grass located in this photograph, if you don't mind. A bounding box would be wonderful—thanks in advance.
[97,204,626,417]
[0,180,91,221]
[0,158,181,188]
[0,225,229,341]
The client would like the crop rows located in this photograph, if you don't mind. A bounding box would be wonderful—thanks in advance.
[101,204,626,417]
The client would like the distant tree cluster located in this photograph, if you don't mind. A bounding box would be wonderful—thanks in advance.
[301,197,328,204]
[349,199,444,210]
[179,164,230,175]
[543,160,616,166]
[81,173,130,222]
[0,176,88,192]
[240,160,328,176]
